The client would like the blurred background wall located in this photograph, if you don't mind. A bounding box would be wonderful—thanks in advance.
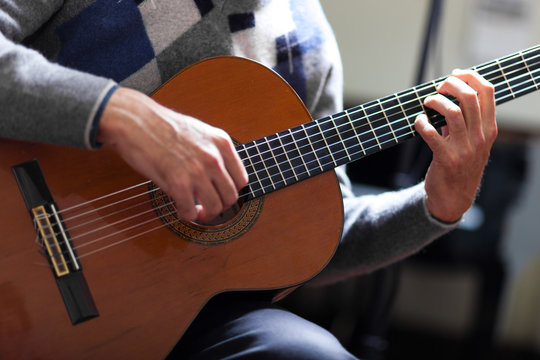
[317,0,540,356]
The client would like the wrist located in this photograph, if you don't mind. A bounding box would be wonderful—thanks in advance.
[424,194,464,224]
[97,87,148,144]
[87,84,118,149]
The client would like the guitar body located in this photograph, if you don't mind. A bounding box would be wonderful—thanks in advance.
[0,57,343,359]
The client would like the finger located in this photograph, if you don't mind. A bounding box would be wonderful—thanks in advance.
[167,182,198,222]
[219,137,249,191]
[423,93,467,139]
[193,176,225,222]
[451,69,497,141]
[414,113,444,153]
[436,75,481,133]
[211,169,239,209]
[200,144,241,213]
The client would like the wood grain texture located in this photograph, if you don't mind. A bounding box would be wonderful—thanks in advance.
[0,57,343,359]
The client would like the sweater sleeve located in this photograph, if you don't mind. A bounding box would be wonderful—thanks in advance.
[310,166,460,286]
[0,1,117,149]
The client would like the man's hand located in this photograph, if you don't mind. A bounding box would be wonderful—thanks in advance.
[415,69,497,223]
[97,87,249,223]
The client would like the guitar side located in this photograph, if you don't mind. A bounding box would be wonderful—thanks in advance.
[0,57,343,359]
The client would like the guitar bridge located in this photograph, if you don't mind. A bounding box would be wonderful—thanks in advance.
[13,159,99,325]
[33,204,75,277]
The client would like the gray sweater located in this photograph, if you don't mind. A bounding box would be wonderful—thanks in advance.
[0,0,457,284]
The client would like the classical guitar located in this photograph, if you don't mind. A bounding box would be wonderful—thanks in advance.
[1,45,540,359]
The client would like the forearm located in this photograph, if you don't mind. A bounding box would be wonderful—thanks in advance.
[0,32,116,148]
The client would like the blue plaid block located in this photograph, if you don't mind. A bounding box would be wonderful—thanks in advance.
[57,0,155,82]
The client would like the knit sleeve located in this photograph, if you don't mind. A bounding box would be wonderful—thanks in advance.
[0,1,116,148]
[310,166,459,286]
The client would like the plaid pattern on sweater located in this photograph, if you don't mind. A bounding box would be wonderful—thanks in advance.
[0,0,342,148]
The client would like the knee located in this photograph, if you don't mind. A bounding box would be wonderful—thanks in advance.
[249,309,356,360]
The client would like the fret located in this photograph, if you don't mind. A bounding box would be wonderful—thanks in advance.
[495,59,515,99]
[395,88,425,122]
[317,115,351,166]
[329,114,352,162]
[235,45,540,200]
[380,94,416,142]
[411,86,428,114]
[289,127,314,176]
[298,123,326,173]
[367,98,405,151]
[476,61,500,83]
[523,46,540,71]
[521,47,540,96]
[471,64,482,76]
[377,100,399,144]
[477,61,514,102]
[278,128,311,181]
[253,138,281,191]
[274,132,298,182]
[264,135,289,187]
[344,108,367,156]
[415,81,441,124]
[393,93,415,136]
[432,79,444,91]
[352,105,383,156]
[314,119,338,167]
[520,52,539,90]
[362,103,383,151]
[244,142,272,196]
[237,144,260,198]
[499,56,534,96]
[414,81,438,105]
[378,97,401,144]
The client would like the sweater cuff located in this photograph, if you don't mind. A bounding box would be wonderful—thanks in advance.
[85,83,118,149]
[421,191,463,229]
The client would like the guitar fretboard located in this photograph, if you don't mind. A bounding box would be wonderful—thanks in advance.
[237,45,540,200]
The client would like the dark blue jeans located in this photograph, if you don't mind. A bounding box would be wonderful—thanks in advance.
[167,293,358,359]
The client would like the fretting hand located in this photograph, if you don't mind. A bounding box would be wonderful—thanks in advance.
[415,69,497,223]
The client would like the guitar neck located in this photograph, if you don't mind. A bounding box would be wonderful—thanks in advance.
[237,45,540,200]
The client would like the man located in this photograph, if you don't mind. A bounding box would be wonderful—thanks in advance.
[0,1,496,358]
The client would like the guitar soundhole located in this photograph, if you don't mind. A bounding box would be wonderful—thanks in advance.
[148,183,264,245]
[193,200,243,226]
